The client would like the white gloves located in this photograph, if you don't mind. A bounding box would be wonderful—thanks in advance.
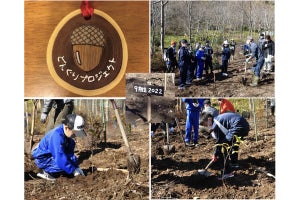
[73,168,85,176]
[40,113,48,123]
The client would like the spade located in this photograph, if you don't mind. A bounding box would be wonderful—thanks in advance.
[110,99,140,175]
[163,123,175,155]
[196,159,215,177]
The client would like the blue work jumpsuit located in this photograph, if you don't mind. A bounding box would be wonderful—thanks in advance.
[212,112,250,174]
[32,124,78,175]
[182,98,204,144]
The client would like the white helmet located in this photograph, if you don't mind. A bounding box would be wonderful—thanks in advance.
[223,40,229,45]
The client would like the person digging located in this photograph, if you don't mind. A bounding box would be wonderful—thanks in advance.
[32,114,87,181]
[198,112,249,180]
[245,36,265,87]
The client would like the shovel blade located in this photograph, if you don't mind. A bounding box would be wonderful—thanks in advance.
[163,144,175,155]
[197,169,211,177]
[127,154,141,174]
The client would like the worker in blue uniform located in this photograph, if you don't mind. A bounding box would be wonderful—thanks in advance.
[32,114,87,181]
[182,98,204,146]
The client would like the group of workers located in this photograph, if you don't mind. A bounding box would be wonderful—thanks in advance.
[164,33,275,88]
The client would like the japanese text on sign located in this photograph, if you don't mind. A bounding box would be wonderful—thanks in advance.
[57,56,116,83]
[133,84,164,96]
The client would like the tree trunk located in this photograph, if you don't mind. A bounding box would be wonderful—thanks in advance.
[249,1,253,36]
[160,1,168,58]
[151,2,156,57]
[160,0,164,58]
[265,98,269,128]
[25,101,29,135]
[101,100,107,146]
[187,1,192,43]
[250,98,258,143]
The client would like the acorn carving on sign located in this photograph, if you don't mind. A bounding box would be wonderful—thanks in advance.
[47,9,128,96]
[71,25,106,71]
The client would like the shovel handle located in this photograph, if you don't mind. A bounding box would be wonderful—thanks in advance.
[110,99,132,153]
[175,117,187,147]
[204,159,215,170]
[166,123,169,144]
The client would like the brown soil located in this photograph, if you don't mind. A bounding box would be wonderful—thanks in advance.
[24,120,149,200]
[151,44,275,97]
[151,116,275,199]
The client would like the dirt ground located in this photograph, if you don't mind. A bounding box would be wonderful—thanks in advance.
[151,43,275,97]
[151,115,275,199]
[24,119,149,200]
[126,73,176,123]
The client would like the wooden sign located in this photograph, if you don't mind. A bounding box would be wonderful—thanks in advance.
[47,9,128,96]
[133,84,164,96]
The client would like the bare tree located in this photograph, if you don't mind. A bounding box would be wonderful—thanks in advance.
[160,0,168,57]
[151,0,160,56]
[185,1,193,43]
[151,1,274,54]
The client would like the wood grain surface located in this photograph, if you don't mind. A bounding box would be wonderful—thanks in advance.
[25,1,149,97]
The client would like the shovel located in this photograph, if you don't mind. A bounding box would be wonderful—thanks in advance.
[175,117,187,147]
[196,159,215,177]
[163,123,175,155]
[110,99,141,174]
[242,62,247,85]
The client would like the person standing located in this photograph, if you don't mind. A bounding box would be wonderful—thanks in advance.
[195,44,206,80]
[218,98,235,114]
[262,35,275,73]
[221,40,231,77]
[186,43,196,84]
[200,112,250,179]
[165,41,178,73]
[257,33,265,50]
[229,39,236,61]
[245,36,265,87]
[40,99,74,133]
[178,39,190,89]
[182,98,204,146]
[32,114,87,181]
[204,40,214,75]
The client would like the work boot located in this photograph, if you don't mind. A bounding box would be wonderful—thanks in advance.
[267,64,272,72]
[262,64,267,72]
[250,76,259,87]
